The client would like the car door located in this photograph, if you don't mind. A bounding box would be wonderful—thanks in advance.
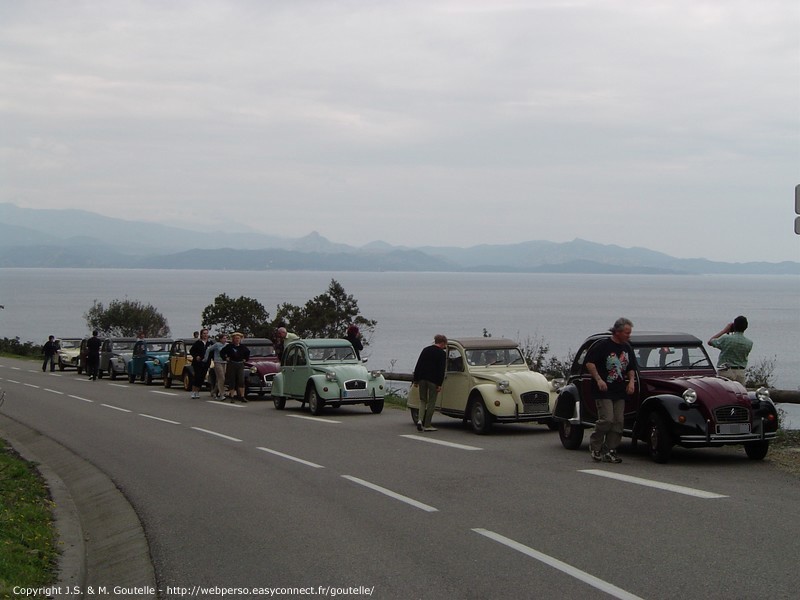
[282,346,308,398]
[129,341,145,375]
[441,346,470,414]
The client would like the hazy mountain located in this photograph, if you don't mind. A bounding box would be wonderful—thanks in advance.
[0,203,797,274]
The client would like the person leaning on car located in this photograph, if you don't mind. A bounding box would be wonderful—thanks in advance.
[220,332,250,403]
[412,334,448,432]
[707,315,752,385]
[585,318,638,464]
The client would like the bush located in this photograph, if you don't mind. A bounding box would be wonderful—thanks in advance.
[745,355,777,388]
[0,337,42,358]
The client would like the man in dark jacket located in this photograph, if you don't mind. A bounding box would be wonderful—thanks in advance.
[190,328,212,399]
[42,335,58,372]
[412,334,448,432]
[86,331,102,381]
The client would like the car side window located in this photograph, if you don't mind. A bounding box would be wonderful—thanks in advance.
[447,349,464,372]
[134,342,144,357]
[296,349,307,366]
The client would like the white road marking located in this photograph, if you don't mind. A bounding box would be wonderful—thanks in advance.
[190,427,242,442]
[6,379,20,384]
[24,383,40,389]
[10,366,21,371]
[257,447,325,469]
[342,475,438,512]
[101,404,132,413]
[286,414,341,424]
[151,390,178,396]
[44,388,64,395]
[68,395,93,403]
[207,400,243,408]
[400,434,482,451]
[140,414,181,425]
[108,383,129,388]
[579,469,728,499]
[473,529,645,600]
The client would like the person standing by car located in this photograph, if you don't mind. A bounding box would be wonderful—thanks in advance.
[85,330,102,381]
[412,334,448,432]
[707,316,753,385]
[221,332,250,402]
[42,335,58,372]
[275,326,299,363]
[189,328,212,399]
[585,318,637,464]
[204,333,229,400]
[345,324,363,360]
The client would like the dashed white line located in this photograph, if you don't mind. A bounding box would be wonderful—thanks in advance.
[6,379,20,384]
[190,427,242,442]
[207,400,243,408]
[400,434,482,451]
[342,475,438,512]
[44,388,65,395]
[101,404,132,413]
[257,447,325,469]
[151,390,179,396]
[140,414,181,425]
[286,414,341,424]
[68,395,93,403]
[108,383,129,388]
[579,469,728,499]
[24,383,40,389]
[473,529,644,600]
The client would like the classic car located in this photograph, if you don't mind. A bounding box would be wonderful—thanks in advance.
[127,338,171,385]
[271,338,386,414]
[407,337,556,434]
[56,338,83,372]
[98,337,136,380]
[163,338,198,390]
[242,338,281,398]
[552,331,779,462]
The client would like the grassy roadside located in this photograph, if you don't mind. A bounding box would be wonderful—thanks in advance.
[0,439,59,597]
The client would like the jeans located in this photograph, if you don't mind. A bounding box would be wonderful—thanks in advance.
[418,380,439,427]
[42,355,56,372]
[589,398,625,452]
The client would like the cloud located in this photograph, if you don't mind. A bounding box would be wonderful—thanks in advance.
[1,0,797,261]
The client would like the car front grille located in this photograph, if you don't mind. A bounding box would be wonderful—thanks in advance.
[345,380,367,390]
[520,391,550,414]
[715,405,750,423]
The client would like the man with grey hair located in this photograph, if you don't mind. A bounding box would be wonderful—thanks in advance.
[584,317,637,464]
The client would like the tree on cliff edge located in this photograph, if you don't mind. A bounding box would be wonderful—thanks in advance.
[84,299,170,337]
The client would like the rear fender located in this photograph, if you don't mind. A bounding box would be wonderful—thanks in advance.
[553,384,580,421]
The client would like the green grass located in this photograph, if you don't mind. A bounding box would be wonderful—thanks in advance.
[0,440,58,597]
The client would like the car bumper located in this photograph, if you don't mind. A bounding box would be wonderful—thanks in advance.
[678,431,778,445]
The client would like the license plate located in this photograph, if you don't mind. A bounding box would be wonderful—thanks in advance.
[717,423,751,435]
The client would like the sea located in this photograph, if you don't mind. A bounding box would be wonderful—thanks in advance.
[0,268,798,423]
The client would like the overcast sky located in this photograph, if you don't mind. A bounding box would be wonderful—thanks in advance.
[2,0,798,262]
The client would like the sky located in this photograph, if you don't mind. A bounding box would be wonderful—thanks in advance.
[1,0,798,263]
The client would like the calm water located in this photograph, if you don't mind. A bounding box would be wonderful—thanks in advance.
[1,269,798,391]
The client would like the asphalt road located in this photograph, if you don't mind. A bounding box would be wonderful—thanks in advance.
[2,356,799,600]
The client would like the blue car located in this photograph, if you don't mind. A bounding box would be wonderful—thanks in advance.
[127,338,171,385]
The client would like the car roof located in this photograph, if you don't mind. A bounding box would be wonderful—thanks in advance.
[449,337,520,349]
[106,337,137,342]
[242,338,274,345]
[586,331,703,346]
[290,338,353,348]
[138,338,173,343]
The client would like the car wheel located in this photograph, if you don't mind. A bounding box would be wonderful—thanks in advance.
[409,407,420,426]
[273,396,286,410]
[144,369,153,386]
[307,387,324,415]
[370,397,384,414]
[128,372,136,383]
[58,362,65,371]
[744,440,770,460]
[182,372,191,391]
[470,398,494,434]
[648,412,673,463]
[558,420,584,449]
[163,369,172,388]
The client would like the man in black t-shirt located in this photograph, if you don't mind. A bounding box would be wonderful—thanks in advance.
[585,317,637,464]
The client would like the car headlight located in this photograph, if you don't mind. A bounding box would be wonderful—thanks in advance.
[152,358,160,365]
[249,366,258,375]
[497,380,512,394]
[756,387,771,402]
[551,378,566,392]
[682,389,697,404]
[325,370,337,382]
[370,370,383,379]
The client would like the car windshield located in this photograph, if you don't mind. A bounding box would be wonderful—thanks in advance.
[308,346,356,362]
[465,347,526,366]
[60,340,80,349]
[248,344,276,358]
[145,343,168,352]
[112,341,135,351]
[636,345,713,370]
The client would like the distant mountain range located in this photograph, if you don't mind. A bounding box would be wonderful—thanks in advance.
[0,202,797,274]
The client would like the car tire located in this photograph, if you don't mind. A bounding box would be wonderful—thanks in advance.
[59,362,65,371]
[164,369,172,388]
[307,387,324,415]
[273,396,286,410]
[470,398,494,434]
[744,440,769,460]
[182,372,191,392]
[370,397,384,414]
[648,412,673,463]
[409,407,420,426]
[144,369,153,386]
[558,420,584,449]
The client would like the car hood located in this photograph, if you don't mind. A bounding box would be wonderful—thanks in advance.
[472,369,551,390]
[312,364,371,380]
[143,352,170,361]
[248,358,281,374]
[643,375,750,407]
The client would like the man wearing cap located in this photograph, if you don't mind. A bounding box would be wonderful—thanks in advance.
[708,316,753,385]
